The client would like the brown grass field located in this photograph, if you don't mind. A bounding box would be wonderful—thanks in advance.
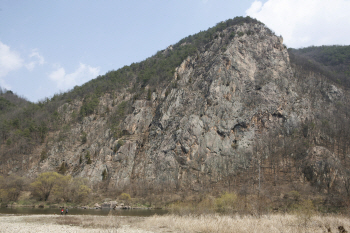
[139,214,350,233]
[1,213,350,232]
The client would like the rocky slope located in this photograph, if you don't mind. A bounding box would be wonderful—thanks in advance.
[2,21,349,198]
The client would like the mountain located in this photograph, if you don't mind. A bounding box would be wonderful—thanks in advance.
[1,17,350,209]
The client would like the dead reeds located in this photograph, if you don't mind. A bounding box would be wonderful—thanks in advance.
[137,214,350,233]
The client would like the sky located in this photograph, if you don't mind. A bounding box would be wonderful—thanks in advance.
[1,0,350,103]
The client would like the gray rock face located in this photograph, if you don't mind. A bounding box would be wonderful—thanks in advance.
[7,23,346,193]
[132,24,298,189]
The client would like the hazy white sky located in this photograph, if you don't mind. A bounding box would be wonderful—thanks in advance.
[246,0,350,48]
[1,0,349,102]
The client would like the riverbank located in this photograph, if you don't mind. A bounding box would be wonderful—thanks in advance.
[0,214,152,233]
[0,213,349,232]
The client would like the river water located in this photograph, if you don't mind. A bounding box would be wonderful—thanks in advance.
[0,207,168,216]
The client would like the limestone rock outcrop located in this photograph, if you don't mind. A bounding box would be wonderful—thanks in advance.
[3,22,348,195]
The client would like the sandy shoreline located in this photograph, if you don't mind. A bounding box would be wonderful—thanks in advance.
[0,214,157,233]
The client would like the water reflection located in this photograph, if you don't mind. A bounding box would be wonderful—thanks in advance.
[0,207,168,216]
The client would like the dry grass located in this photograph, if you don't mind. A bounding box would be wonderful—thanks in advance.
[3,213,350,233]
[21,214,121,229]
[137,214,350,233]
[55,215,120,229]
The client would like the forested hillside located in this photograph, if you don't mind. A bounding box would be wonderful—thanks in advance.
[288,45,350,88]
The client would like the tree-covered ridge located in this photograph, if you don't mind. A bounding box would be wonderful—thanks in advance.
[0,89,29,114]
[293,45,350,67]
[0,96,15,113]
[60,16,264,101]
[288,45,350,88]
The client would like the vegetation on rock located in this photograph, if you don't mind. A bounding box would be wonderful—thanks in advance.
[0,16,350,216]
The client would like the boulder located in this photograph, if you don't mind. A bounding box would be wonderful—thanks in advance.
[101,202,111,209]
[110,201,118,209]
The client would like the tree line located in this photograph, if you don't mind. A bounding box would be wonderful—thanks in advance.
[0,172,91,204]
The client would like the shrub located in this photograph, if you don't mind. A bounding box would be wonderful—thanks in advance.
[31,172,63,201]
[116,101,127,115]
[58,162,67,174]
[288,190,301,201]
[231,141,238,149]
[86,151,92,164]
[246,30,254,36]
[147,89,152,100]
[119,193,131,201]
[0,188,8,203]
[40,150,47,161]
[0,175,27,202]
[76,185,91,202]
[196,197,215,215]
[215,192,238,213]
[295,199,315,228]
[114,140,124,153]
[102,169,108,180]
[79,95,99,118]
[81,132,87,144]
[111,125,122,139]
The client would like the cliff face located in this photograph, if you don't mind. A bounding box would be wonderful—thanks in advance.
[138,23,295,190]
[3,22,349,195]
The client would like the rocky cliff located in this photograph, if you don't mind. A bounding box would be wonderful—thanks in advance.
[2,20,349,198]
